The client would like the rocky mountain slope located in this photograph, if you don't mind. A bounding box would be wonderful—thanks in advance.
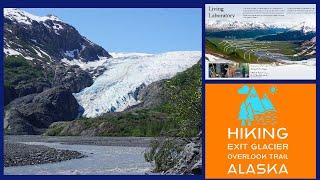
[4,8,112,105]
[5,86,79,135]
[4,8,111,62]
[4,8,112,133]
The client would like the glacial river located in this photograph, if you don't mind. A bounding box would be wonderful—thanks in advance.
[4,142,153,175]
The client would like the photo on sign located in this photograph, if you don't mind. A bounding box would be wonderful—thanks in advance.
[208,62,249,78]
[205,4,316,80]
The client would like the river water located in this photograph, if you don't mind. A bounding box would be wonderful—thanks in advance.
[4,142,153,175]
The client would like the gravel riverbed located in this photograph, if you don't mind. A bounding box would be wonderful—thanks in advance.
[4,135,154,175]
[5,135,153,147]
[5,142,85,167]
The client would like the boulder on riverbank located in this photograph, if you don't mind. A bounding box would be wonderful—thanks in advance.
[4,86,80,135]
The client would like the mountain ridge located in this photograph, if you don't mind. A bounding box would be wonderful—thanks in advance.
[4,8,113,104]
[4,8,112,63]
[206,20,316,32]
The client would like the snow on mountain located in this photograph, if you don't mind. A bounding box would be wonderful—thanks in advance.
[61,57,109,71]
[4,48,22,56]
[4,8,111,63]
[206,20,269,31]
[61,56,110,79]
[4,8,61,25]
[74,51,201,118]
[206,20,315,32]
[287,21,316,33]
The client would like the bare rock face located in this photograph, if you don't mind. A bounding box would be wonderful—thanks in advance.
[125,80,167,111]
[136,81,166,109]
[53,65,93,93]
[4,80,52,106]
[164,136,202,175]
[4,86,80,135]
[145,135,202,175]
[4,86,17,106]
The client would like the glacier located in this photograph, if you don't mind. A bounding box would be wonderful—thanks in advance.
[74,51,201,118]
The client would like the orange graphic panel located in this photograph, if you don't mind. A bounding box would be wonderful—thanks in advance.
[205,84,316,179]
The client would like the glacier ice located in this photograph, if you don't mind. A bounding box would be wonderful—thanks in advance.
[74,51,201,118]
